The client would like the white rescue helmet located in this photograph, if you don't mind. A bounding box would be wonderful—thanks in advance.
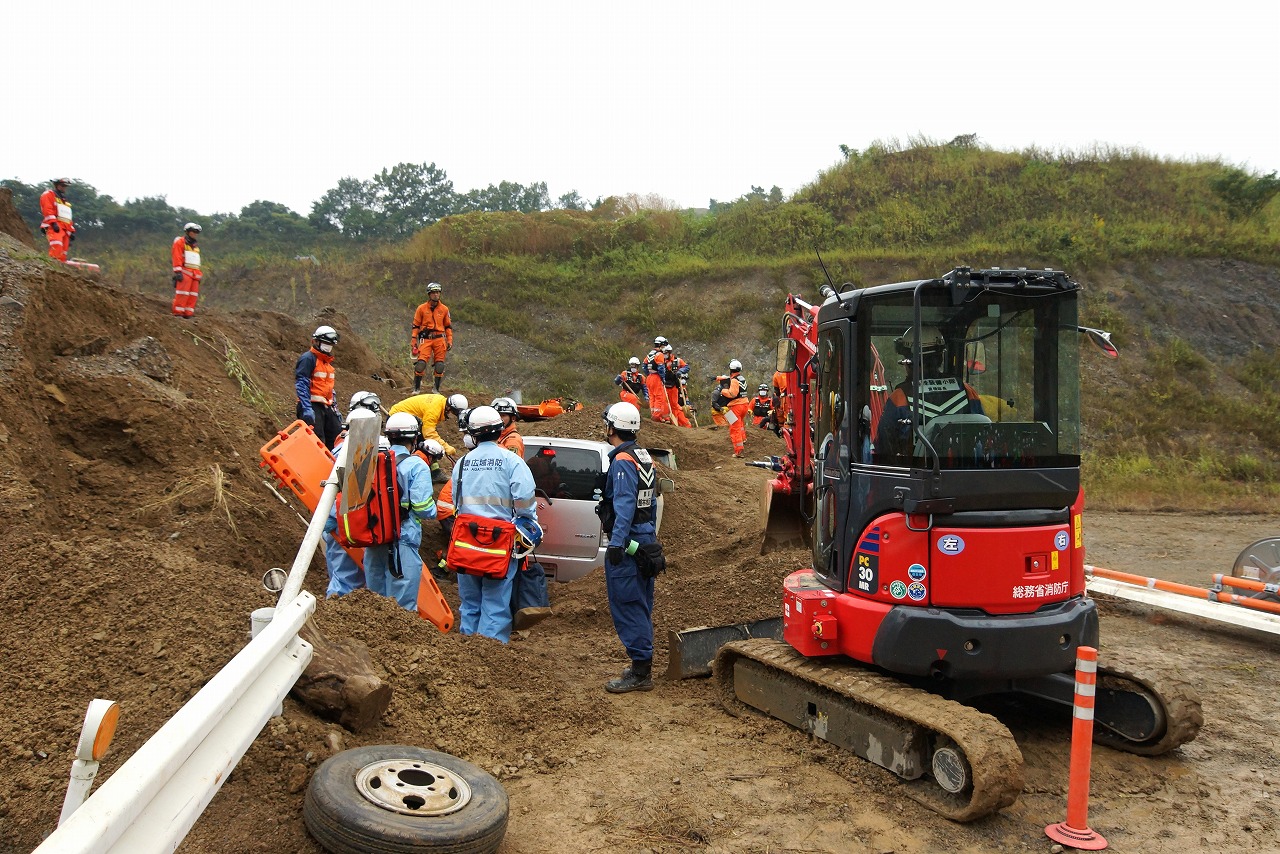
[491,397,518,417]
[313,325,339,345]
[349,390,382,414]
[603,401,642,433]
[385,412,422,445]
[427,282,443,295]
[628,356,641,368]
[653,336,669,347]
[184,222,202,233]
[759,383,770,393]
[420,438,445,458]
[728,359,742,372]
[513,517,544,559]
[466,405,503,441]
[446,393,469,414]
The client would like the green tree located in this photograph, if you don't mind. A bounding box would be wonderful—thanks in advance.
[310,177,380,238]
[371,162,455,236]
[556,190,587,211]
[1211,167,1280,220]
[456,180,550,214]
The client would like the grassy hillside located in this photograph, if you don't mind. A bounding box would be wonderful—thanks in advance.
[89,140,1280,508]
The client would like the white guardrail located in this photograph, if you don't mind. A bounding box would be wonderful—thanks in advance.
[34,411,379,853]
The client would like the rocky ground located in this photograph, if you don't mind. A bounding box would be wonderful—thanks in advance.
[1,228,1278,854]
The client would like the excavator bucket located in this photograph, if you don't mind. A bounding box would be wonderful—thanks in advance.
[761,479,810,555]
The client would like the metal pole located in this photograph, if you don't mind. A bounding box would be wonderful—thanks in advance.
[276,441,346,609]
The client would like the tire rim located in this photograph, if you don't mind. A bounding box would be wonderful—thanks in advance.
[354,759,473,816]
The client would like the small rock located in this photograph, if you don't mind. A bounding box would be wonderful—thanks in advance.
[326,732,344,753]
[712,812,726,821]
[287,763,309,793]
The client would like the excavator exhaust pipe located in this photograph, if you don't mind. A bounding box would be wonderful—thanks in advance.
[760,479,811,555]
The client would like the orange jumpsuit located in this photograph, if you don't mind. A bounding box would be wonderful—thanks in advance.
[498,424,525,457]
[751,391,772,427]
[721,374,750,456]
[771,370,790,427]
[39,189,75,262]
[170,235,203,317]
[410,300,453,390]
[664,355,691,427]
[644,350,670,423]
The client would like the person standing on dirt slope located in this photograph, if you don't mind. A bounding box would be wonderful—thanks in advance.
[363,412,437,611]
[389,392,467,482]
[615,357,647,408]
[661,345,691,427]
[38,178,75,262]
[451,406,538,643]
[717,360,750,457]
[643,336,672,423]
[410,282,453,393]
[296,325,341,450]
[320,391,385,598]
[170,223,204,318]
[599,401,659,693]
[490,397,525,456]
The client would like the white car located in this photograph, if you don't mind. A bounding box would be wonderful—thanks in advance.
[522,436,668,583]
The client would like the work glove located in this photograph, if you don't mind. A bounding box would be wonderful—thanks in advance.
[49,223,60,233]
[68,232,75,243]
[606,546,624,565]
[446,343,452,351]
[411,346,419,358]
[172,272,183,286]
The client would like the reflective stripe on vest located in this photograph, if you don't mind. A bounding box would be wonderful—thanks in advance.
[184,248,201,269]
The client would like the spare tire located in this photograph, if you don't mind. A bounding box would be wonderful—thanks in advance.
[304,745,507,854]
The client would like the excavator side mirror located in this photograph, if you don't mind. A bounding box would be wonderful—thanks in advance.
[1078,325,1119,358]
[776,338,797,373]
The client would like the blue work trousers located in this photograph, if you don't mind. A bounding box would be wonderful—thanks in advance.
[458,560,517,643]
[364,541,423,611]
[323,532,365,598]
[605,554,655,662]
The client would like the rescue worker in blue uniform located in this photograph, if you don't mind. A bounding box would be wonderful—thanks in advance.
[599,401,659,693]
[322,391,384,598]
[295,325,341,450]
[450,405,538,643]
[363,412,437,610]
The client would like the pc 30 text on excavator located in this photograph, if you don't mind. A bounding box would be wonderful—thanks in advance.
[673,267,1203,821]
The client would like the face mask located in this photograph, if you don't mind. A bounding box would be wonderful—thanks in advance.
[318,343,333,354]
[463,434,476,450]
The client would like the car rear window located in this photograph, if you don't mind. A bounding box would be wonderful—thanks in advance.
[524,445,602,502]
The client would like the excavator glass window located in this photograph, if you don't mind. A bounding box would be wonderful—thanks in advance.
[863,285,1080,469]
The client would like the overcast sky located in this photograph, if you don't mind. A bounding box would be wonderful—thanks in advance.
[9,1,1278,217]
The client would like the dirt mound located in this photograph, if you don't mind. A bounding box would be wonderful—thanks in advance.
[0,190,36,249]
[2,239,1278,854]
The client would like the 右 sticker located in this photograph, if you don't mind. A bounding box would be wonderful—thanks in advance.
[907,563,926,581]
[889,580,908,599]
[937,535,965,555]
[907,582,927,601]
[1054,531,1069,551]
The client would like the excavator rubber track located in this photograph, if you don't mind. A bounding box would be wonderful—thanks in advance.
[714,638,1025,822]
[1095,649,1204,755]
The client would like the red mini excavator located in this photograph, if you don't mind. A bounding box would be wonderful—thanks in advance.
[675,267,1201,821]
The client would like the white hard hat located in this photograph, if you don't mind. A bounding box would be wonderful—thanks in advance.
[385,412,422,444]
[466,405,503,440]
[349,390,382,413]
[377,436,391,451]
[654,336,669,347]
[420,438,444,457]
[427,281,443,293]
[603,401,642,433]
[491,397,518,417]
[446,393,469,414]
[313,325,339,345]
[729,359,742,372]
[628,356,640,367]
[184,222,202,233]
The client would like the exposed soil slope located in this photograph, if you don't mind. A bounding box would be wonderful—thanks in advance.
[1,224,1278,854]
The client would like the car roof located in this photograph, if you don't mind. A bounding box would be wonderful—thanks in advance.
[523,436,610,454]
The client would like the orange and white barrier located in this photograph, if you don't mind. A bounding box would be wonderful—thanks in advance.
[1045,645,1108,850]
[1086,565,1280,636]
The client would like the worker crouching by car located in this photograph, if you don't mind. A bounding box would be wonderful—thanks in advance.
[598,402,665,693]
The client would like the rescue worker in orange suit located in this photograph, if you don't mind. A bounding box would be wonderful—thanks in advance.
[751,383,773,428]
[491,398,525,456]
[295,325,341,450]
[39,178,75,262]
[643,336,672,423]
[771,369,790,430]
[389,392,468,482]
[717,360,751,457]
[615,357,647,408]
[875,328,984,463]
[410,282,453,393]
[170,223,204,318]
[661,345,691,427]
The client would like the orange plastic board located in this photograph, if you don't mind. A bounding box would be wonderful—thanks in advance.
[259,420,334,510]
[417,566,454,633]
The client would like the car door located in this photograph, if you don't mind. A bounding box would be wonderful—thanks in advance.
[524,441,608,578]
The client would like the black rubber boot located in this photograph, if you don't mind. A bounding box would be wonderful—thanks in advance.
[413,377,421,393]
[605,659,653,693]
[433,375,442,393]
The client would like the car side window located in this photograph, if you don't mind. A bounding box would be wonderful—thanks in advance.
[524,445,602,501]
